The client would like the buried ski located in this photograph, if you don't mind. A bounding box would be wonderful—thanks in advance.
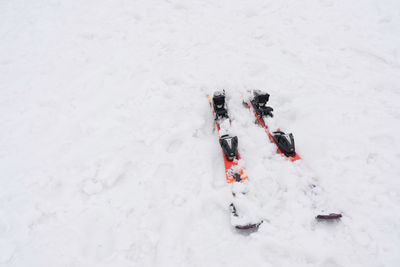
[242,90,342,221]
[207,91,263,230]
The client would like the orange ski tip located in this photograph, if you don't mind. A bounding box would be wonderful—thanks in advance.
[289,154,301,162]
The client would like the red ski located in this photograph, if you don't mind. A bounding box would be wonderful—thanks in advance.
[207,91,262,229]
[242,90,342,221]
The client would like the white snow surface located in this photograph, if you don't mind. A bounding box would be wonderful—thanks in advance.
[1,0,400,266]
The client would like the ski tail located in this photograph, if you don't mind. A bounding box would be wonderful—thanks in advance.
[230,203,263,229]
[316,213,342,220]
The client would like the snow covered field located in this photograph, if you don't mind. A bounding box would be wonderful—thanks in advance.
[1,0,400,266]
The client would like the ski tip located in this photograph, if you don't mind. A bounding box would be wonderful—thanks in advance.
[316,213,342,221]
[289,154,301,162]
[235,220,263,230]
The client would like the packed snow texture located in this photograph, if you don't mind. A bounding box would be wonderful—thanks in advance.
[1,0,400,266]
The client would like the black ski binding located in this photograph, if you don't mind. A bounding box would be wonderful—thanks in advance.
[212,91,228,119]
[219,135,238,161]
[251,90,274,117]
[231,171,242,182]
[272,131,296,157]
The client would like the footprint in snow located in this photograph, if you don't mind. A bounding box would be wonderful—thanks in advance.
[154,163,175,180]
[83,179,103,195]
[167,139,183,153]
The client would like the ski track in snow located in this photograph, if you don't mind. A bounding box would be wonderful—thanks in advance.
[1,0,400,266]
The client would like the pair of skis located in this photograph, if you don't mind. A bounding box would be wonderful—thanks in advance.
[207,90,342,230]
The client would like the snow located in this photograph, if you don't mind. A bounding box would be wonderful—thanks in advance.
[1,0,400,266]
